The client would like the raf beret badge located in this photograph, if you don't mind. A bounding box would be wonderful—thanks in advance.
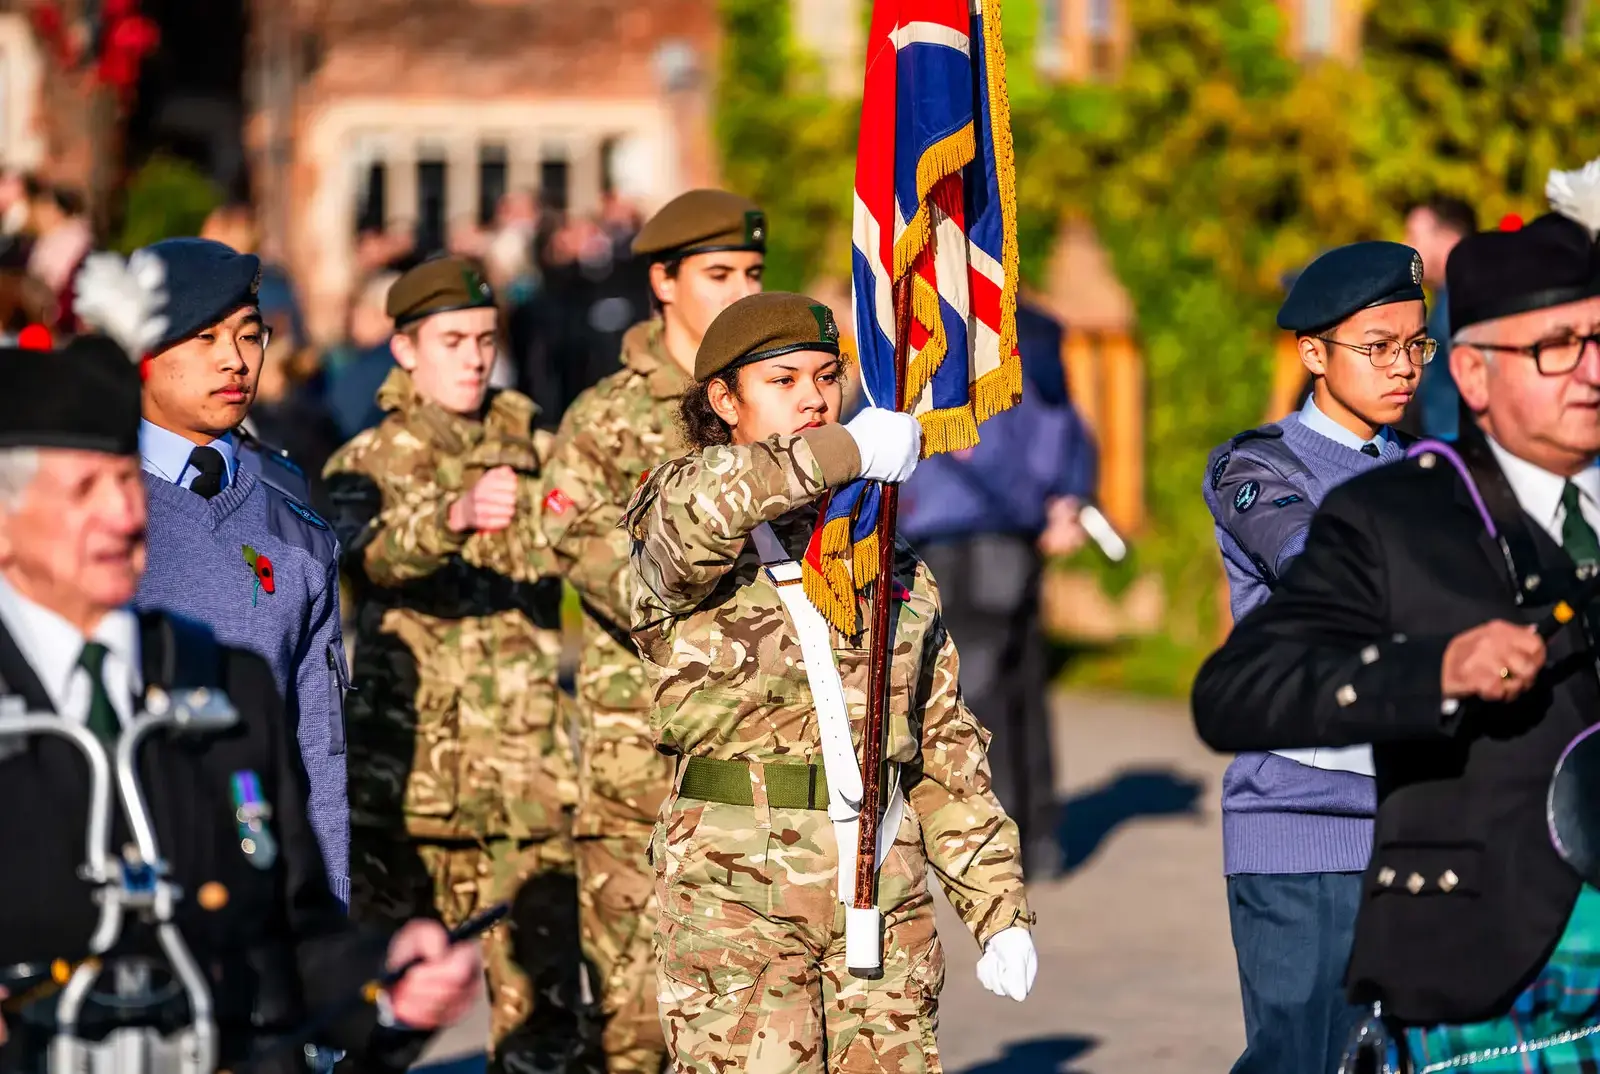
[1410,252,1424,286]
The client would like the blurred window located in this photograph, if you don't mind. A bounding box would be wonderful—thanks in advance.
[479,143,507,227]
[540,157,569,215]
[356,161,385,234]
[416,158,446,256]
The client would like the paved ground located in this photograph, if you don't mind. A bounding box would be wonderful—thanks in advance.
[416,688,1244,1073]
[934,689,1242,1074]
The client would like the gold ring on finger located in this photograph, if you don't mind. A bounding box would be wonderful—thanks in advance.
[1499,666,1513,680]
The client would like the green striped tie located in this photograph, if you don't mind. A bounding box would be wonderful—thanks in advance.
[1563,482,1600,567]
[77,642,119,742]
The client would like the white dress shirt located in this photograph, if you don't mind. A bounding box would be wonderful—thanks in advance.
[0,570,141,727]
[1485,437,1600,544]
[139,419,238,493]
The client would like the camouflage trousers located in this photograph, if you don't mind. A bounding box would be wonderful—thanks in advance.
[349,828,601,1072]
[576,829,668,1074]
[651,793,945,1074]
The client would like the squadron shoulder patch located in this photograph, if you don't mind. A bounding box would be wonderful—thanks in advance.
[1234,480,1261,513]
[285,499,329,530]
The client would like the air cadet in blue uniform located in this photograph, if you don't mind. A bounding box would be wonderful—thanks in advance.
[121,237,351,904]
[1203,241,1437,1074]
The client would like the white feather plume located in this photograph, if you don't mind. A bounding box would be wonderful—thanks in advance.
[1547,156,1600,238]
[72,250,169,359]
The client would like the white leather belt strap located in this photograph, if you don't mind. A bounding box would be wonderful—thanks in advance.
[751,524,904,905]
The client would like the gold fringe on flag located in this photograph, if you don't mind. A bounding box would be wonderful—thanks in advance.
[808,512,861,636]
[901,273,948,417]
[850,531,881,592]
[916,404,982,457]
[891,122,976,280]
[977,0,1022,423]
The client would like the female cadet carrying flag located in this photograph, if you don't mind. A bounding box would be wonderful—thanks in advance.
[624,291,1035,1073]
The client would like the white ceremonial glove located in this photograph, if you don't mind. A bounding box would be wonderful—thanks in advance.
[975,926,1037,1002]
[844,407,922,484]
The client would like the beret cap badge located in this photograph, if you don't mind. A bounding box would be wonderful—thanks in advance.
[1410,252,1424,286]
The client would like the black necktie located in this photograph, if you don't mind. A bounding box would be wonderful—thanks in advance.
[188,446,226,499]
[1361,442,1381,458]
[77,642,119,742]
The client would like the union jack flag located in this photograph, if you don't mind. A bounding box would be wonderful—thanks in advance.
[802,0,1021,634]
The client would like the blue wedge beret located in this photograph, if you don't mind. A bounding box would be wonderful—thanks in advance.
[138,238,262,352]
[1277,241,1427,333]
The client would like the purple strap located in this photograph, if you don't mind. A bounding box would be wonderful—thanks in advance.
[1407,439,1498,539]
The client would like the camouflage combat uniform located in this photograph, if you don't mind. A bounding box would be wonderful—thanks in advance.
[542,320,684,1073]
[323,367,588,1066]
[626,426,1034,1074]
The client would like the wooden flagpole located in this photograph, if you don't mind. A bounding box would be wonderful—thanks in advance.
[849,271,915,978]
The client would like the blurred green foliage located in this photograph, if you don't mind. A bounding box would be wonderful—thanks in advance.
[716,0,1600,694]
[114,154,220,254]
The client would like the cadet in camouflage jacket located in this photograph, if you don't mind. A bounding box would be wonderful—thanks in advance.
[540,320,681,1072]
[544,319,684,835]
[627,425,1033,1073]
[323,363,586,1059]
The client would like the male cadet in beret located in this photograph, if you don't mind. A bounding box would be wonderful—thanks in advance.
[539,188,764,1074]
[1201,241,1432,1074]
[1194,157,1600,1070]
[0,324,479,1073]
[113,238,352,906]
[322,257,592,1072]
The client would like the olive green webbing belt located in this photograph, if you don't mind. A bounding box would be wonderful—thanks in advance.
[678,756,831,810]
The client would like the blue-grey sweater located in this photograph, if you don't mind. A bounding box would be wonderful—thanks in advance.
[1205,412,1400,875]
[135,471,350,901]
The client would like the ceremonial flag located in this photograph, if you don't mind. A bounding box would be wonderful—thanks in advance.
[803,0,1022,634]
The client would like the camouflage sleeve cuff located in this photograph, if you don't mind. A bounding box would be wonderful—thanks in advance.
[800,423,862,489]
[972,899,1037,949]
[423,499,470,556]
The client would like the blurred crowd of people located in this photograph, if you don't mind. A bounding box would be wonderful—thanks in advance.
[3,169,659,514]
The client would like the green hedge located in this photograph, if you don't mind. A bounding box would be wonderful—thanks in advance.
[715,0,1600,694]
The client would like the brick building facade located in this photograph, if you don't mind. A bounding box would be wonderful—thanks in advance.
[245,0,721,342]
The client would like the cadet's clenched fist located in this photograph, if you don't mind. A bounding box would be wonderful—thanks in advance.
[448,465,519,533]
[1441,620,1546,703]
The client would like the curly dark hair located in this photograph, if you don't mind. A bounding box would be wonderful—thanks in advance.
[678,369,741,450]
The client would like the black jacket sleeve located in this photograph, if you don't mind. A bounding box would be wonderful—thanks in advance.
[1191,483,1462,752]
[243,651,429,1067]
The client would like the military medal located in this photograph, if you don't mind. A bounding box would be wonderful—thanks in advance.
[231,770,278,869]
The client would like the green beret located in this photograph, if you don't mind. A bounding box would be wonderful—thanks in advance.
[386,256,496,328]
[633,189,766,260]
[695,292,841,382]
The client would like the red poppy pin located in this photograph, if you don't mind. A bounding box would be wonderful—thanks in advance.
[242,545,275,605]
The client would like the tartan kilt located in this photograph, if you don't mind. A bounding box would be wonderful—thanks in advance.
[1399,886,1600,1073]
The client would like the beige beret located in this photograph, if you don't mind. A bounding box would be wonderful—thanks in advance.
[633,189,766,259]
[694,291,841,382]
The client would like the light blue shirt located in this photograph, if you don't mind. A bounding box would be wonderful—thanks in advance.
[138,420,238,492]
[1298,395,1391,455]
